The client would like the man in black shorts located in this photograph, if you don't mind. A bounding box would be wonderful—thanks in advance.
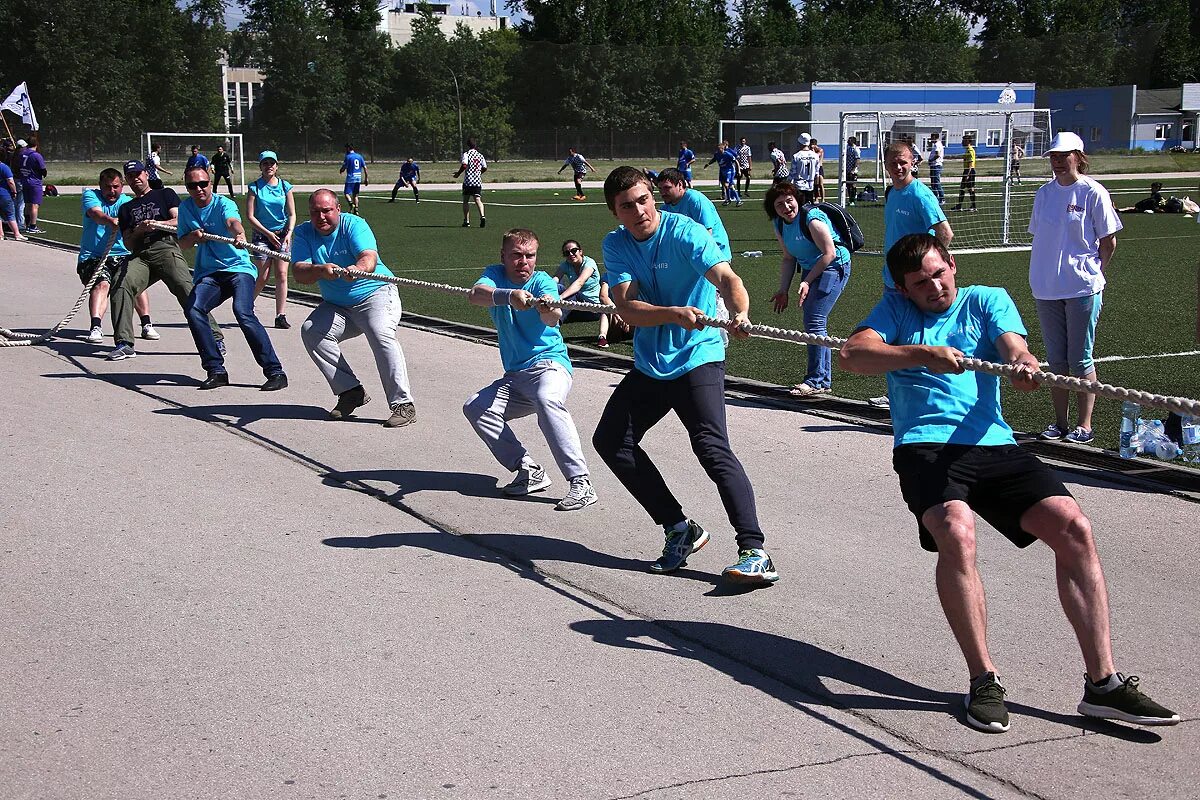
[211,144,234,196]
[839,233,1179,733]
[453,138,487,228]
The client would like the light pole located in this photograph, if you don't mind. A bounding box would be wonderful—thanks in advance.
[448,67,463,154]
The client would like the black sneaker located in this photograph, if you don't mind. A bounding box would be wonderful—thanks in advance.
[261,373,288,391]
[965,672,1010,732]
[275,314,291,329]
[462,220,470,228]
[1078,673,1180,725]
[330,385,370,419]
[198,371,229,390]
[480,217,486,228]
[649,520,710,574]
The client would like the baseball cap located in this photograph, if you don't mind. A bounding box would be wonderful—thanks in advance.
[797,133,812,146]
[123,160,146,174]
[16,139,27,147]
[1043,131,1085,155]
[258,150,279,163]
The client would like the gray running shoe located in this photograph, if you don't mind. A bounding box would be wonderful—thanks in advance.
[384,402,417,428]
[555,476,597,511]
[1078,674,1180,725]
[965,672,1010,732]
[106,343,136,361]
[650,520,710,574]
[502,462,551,496]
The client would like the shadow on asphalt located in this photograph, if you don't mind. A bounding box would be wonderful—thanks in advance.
[321,469,560,505]
[155,403,338,424]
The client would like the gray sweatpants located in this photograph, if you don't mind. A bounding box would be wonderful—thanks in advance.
[463,360,589,480]
[300,285,414,407]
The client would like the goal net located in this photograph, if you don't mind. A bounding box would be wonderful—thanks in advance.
[838,109,1053,254]
[143,132,246,194]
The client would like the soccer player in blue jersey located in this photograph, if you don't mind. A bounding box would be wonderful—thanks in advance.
[557,147,596,200]
[703,140,741,205]
[185,145,209,173]
[839,233,1179,734]
[389,158,421,203]
[339,143,369,215]
[676,140,696,187]
[592,166,778,585]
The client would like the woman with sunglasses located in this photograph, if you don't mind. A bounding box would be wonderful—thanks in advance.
[554,239,611,348]
[247,150,296,329]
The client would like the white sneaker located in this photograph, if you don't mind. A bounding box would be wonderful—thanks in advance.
[502,462,552,496]
[555,476,597,511]
[85,326,103,344]
[141,323,160,340]
[867,395,891,408]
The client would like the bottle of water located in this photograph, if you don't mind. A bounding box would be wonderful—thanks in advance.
[740,250,763,258]
[1119,401,1140,459]
[1181,414,1200,463]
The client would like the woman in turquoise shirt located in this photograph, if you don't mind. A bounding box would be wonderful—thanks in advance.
[247,150,296,329]
[764,181,852,397]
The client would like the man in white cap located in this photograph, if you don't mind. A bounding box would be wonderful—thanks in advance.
[789,133,819,193]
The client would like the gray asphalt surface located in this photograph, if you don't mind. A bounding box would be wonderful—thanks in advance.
[1,244,1195,799]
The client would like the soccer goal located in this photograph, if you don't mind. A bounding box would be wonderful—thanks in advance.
[142,132,246,194]
[838,109,1053,254]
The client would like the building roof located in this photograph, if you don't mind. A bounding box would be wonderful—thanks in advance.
[1136,88,1182,115]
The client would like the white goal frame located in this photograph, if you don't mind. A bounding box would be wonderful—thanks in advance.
[143,132,246,194]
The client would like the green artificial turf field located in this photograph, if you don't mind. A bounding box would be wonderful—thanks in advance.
[25,177,1200,454]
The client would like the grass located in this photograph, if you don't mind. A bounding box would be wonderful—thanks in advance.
[27,177,1200,456]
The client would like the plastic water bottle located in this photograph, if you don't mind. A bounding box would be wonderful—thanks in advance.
[1119,401,1140,458]
[740,250,763,258]
[1181,414,1200,463]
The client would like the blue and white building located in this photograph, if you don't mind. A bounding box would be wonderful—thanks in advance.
[1041,84,1199,151]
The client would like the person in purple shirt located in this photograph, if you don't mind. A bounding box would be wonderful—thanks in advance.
[17,140,47,233]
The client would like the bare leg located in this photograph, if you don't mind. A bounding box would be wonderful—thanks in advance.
[89,281,111,319]
[135,290,151,318]
[1076,369,1097,430]
[274,259,289,317]
[254,257,270,298]
[474,195,485,222]
[923,501,996,678]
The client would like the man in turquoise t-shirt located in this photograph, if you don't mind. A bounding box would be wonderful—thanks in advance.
[882,140,952,292]
[463,228,597,512]
[593,166,778,586]
[654,167,731,259]
[292,188,416,428]
[77,169,132,346]
[840,232,1179,735]
[177,165,287,391]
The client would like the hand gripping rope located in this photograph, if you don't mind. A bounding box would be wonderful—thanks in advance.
[0,228,121,347]
[125,221,1200,418]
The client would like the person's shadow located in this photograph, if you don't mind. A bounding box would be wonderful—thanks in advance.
[155,402,333,425]
[320,469,560,506]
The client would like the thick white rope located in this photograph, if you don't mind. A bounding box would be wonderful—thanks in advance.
[148,222,1200,417]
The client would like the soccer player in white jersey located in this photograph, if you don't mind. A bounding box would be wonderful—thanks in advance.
[453,137,488,228]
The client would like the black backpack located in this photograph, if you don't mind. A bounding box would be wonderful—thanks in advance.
[778,201,865,253]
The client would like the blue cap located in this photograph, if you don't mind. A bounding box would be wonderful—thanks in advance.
[123,160,146,174]
[258,150,279,163]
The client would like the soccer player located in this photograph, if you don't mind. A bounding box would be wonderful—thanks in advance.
[389,158,421,203]
[592,166,778,585]
[557,147,596,200]
[464,228,597,512]
[839,233,1179,734]
[146,143,171,191]
[736,137,752,197]
[1011,139,1025,185]
[789,133,819,193]
[185,145,209,173]
[952,135,977,212]
[768,140,789,183]
[211,144,234,196]
[453,138,487,228]
[676,140,696,187]
[294,189,417,428]
[340,143,369,215]
[177,165,288,391]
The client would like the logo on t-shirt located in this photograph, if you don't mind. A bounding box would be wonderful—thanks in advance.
[1066,203,1085,213]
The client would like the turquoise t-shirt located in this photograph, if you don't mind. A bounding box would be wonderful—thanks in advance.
[882,180,945,289]
[248,177,294,232]
[176,194,256,279]
[662,188,730,258]
[557,255,601,303]
[79,189,131,261]
[475,266,571,374]
[290,214,396,307]
[776,207,851,271]
[858,285,1027,448]
[601,212,725,380]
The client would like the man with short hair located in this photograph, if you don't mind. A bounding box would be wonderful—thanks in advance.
[1011,139,1025,185]
[838,233,1179,733]
[16,139,46,233]
[389,158,421,203]
[768,140,789,183]
[146,142,171,190]
[883,139,953,293]
[177,165,287,391]
[463,228,597,512]
[557,146,596,201]
[654,167,730,260]
[810,137,826,201]
[340,143,368,215]
[453,138,487,228]
[592,166,778,585]
[736,137,752,197]
[7,139,25,232]
[78,169,135,344]
[676,140,696,187]
[110,160,224,361]
[952,135,978,212]
[294,189,417,427]
[185,144,209,173]
[211,144,234,195]
[845,136,862,205]
[928,132,946,204]
[789,133,819,192]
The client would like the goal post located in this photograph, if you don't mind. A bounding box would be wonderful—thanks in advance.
[838,109,1053,254]
[143,132,246,194]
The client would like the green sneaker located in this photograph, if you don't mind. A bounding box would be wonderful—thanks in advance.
[1078,674,1180,725]
[965,672,1010,732]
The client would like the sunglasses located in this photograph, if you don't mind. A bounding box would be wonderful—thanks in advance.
[185,180,210,190]
[563,247,580,255]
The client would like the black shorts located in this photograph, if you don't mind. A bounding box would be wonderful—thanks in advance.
[893,444,1073,552]
[77,255,128,286]
[462,185,482,198]
[961,168,977,188]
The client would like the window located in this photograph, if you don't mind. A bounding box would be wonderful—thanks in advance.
[1090,126,1102,142]
[962,128,977,145]
[1154,123,1173,140]
[1183,122,1194,143]
[986,129,1002,147]
[853,129,870,148]
[881,130,892,147]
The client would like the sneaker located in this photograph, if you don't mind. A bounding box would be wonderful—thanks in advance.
[555,476,597,511]
[383,402,417,428]
[480,217,486,229]
[722,548,780,584]
[1039,422,1068,440]
[140,323,160,340]
[260,373,289,391]
[26,226,44,234]
[1078,673,1180,726]
[969,208,978,213]
[275,314,291,329]
[462,220,470,228]
[106,343,136,361]
[867,395,891,408]
[85,326,103,344]
[965,672,1010,733]
[502,462,551,496]
[596,335,609,349]
[789,383,830,397]
[649,520,710,574]
[330,385,371,420]
[1064,426,1095,444]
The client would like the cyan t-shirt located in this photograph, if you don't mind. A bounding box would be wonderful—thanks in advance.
[602,211,725,380]
[342,153,365,183]
[176,194,257,279]
[558,255,601,303]
[858,285,1026,447]
[883,180,946,289]
[475,266,571,374]
[248,177,294,232]
[777,207,850,271]
[80,189,131,261]
[662,188,730,259]
[290,214,395,306]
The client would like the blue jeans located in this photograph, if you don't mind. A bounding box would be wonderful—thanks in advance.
[801,262,851,389]
[929,165,944,203]
[186,270,284,377]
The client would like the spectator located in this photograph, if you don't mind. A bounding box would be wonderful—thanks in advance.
[928,133,946,204]
[553,239,610,348]
[9,138,25,232]
[845,135,861,206]
[0,147,26,241]
[789,133,819,193]
[247,150,296,329]
[810,137,826,201]
[1116,181,1167,213]
[736,137,752,197]
[17,138,47,232]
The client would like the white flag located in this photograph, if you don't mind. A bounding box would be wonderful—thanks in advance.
[0,82,39,130]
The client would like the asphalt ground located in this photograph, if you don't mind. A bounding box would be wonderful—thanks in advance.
[1,243,1196,799]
